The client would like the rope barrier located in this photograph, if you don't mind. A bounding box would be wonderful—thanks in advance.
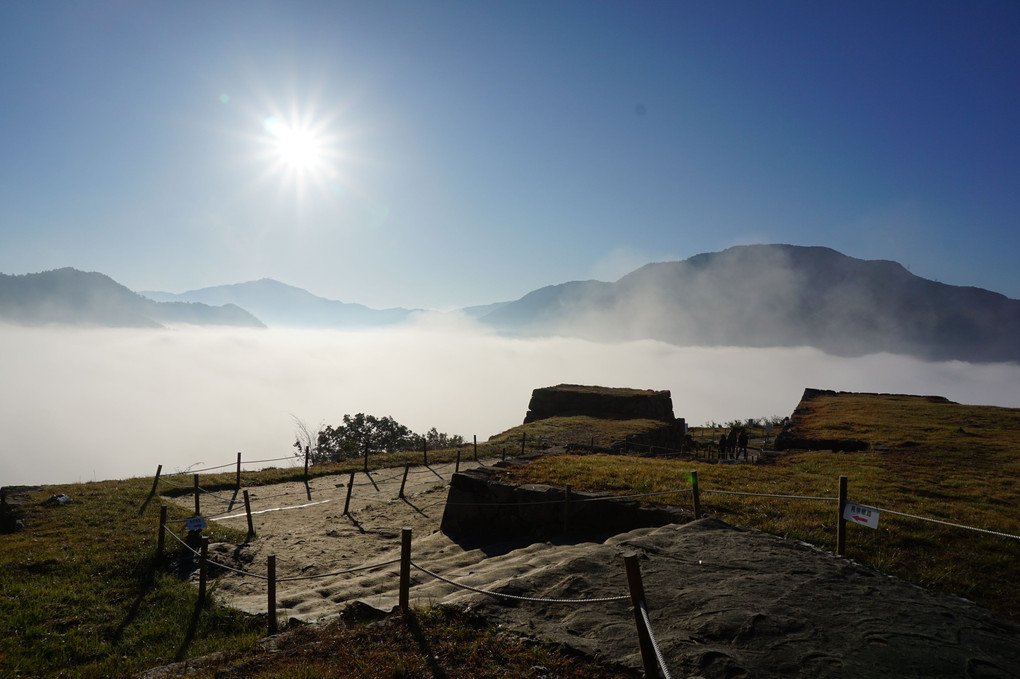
[573,488,693,503]
[701,488,838,502]
[410,560,629,604]
[213,497,339,521]
[240,455,300,465]
[164,523,398,581]
[162,524,200,556]
[277,558,401,582]
[855,503,1020,541]
[639,599,673,679]
[164,455,298,476]
[157,477,192,490]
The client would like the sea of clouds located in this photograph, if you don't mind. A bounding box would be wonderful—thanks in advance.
[2,317,1018,486]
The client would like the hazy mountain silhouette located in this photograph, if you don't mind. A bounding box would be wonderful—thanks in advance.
[0,269,264,328]
[477,245,1020,362]
[141,278,414,329]
[8,245,1019,362]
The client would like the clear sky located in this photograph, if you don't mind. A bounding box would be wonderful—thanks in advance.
[1,1,1018,309]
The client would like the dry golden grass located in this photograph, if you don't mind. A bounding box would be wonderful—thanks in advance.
[499,393,1020,622]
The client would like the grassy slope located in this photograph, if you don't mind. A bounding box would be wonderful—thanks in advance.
[501,394,1020,622]
[0,448,635,678]
[5,395,1017,676]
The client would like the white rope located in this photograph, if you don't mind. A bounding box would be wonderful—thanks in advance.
[639,599,673,679]
[701,489,838,501]
[855,503,1020,541]
[277,558,401,582]
[410,560,629,604]
[213,497,338,521]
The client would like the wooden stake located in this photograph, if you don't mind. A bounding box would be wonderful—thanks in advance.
[199,535,209,603]
[837,475,848,556]
[193,474,200,516]
[399,527,412,615]
[149,464,163,498]
[691,471,701,519]
[473,435,478,461]
[236,452,242,490]
[455,449,461,474]
[304,445,310,479]
[343,471,355,515]
[243,490,255,538]
[157,504,167,559]
[623,553,660,678]
[267,554,277,635]
[399,463,410,499]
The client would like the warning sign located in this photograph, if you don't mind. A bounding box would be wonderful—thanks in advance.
[843,502,879,529]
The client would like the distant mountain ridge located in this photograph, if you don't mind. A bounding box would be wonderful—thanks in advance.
[4,245,1018,362]
[141,279,414,329]
[0,268,264,328]
[476,244,1020,362]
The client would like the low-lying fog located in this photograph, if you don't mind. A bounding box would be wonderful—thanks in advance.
[2,317,1019,486]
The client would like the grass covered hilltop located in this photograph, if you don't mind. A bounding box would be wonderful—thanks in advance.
[1,391,1018,677]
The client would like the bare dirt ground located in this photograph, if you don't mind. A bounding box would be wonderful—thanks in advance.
[167,461,1020,678]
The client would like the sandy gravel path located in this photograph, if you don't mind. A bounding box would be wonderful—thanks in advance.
[166,461,1020,678]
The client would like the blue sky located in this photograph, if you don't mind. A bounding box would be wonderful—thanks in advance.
[1,1,1018,309]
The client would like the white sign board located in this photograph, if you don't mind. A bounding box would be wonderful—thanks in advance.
[843,502,879,529]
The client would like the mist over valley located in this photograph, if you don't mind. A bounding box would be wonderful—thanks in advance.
[2,319,1018,487]
[2,244,1019,486]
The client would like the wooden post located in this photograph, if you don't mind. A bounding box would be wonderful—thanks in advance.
[243,490,255,538]
[343,471,355,515]
[399,527,412,615]
[236,452,242,490]
[455,449,461,474]
[623,553,660,678]
[399,464,410,499]
[304,445,310,479]
[837,475,848,556]
[563,485,571,534]
[267,554,278,634]
[193,474,200,515]
[149,464,163,497]
[157,504,167,559]
[199,535,209,603]
[691,471,701,519]
[473,435,478,461]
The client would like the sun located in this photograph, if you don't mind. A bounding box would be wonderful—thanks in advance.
[263,116,324,172]
[252,108,345,207]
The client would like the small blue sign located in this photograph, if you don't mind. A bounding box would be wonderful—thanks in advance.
[185,517,207,531]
